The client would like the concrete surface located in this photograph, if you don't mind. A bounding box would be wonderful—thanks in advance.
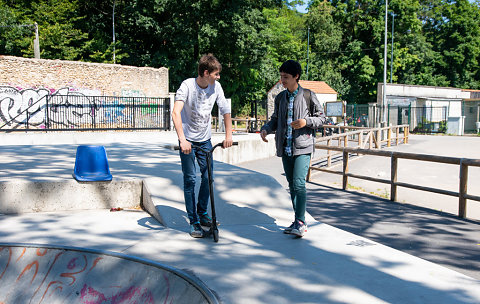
[237,155,480,280]
[0,243,218,304]
[0,130,276,165]
[1,131,480,304]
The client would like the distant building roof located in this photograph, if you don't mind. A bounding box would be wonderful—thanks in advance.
[268,80,337,95]
[299,80,337,94]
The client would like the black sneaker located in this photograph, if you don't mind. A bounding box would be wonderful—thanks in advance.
[283,222,295,234]
[290,220,307,237]
[200,213,213,227]
[190,223,204,238]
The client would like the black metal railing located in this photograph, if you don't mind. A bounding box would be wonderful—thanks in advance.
[340,104,449,134]
[0,95,171,131]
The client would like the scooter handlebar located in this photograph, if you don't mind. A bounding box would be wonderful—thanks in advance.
[173,141,238,152]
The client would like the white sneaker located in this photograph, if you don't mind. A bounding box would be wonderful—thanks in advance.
[290,220,307,237]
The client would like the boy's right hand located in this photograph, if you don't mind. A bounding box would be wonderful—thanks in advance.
[180,140,192,154]
[260,130,268,142]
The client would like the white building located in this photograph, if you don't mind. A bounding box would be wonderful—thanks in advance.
[376,83,473,134]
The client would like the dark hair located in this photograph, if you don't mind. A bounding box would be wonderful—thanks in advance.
[279,60,302,82]
[198,53,222,76]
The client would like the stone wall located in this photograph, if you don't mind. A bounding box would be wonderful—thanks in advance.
[0,55,168,97]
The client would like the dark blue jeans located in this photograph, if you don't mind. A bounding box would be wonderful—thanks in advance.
[179,139,213,225]
[281,153,311,224]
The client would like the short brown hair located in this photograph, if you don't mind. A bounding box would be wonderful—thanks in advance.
[198,54,222,76]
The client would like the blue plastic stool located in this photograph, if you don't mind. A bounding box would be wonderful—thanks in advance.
[73,145,113,182]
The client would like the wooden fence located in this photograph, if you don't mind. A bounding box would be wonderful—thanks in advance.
[212,117,267,132]
[309,125,480,219]
[308,125,409,178]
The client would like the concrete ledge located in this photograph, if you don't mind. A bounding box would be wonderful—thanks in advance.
[0,178,167,229]
[0,179,142,214]
[212,134,276,164]
[141,181,165,226]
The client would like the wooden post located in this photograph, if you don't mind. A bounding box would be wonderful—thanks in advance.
[358,131,363,148]
[387,128,392,147]
[405,126,409,144]
[327,138,332,167]
[342,151,349,190]
[376,129,381,148]
[391,154,398,201]
[395,126,399,145]
[369,131,373,149]
[459,160,468,218]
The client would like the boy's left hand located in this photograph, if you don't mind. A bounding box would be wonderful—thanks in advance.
[291,119,306,129]
[222,137,233,148]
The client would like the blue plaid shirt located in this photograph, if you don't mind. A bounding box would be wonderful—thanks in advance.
[284,87,299,156]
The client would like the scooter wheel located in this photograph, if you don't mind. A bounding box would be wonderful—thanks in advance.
[213,229,219,242]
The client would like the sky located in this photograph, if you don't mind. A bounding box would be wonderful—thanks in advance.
[293,1,478,14]
[293,2,308,14]
[295,3,308,13]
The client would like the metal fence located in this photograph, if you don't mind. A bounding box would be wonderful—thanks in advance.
[341,104,449,134]
[0,95,171,131]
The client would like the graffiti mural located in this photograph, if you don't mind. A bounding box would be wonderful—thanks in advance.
[0,86,99,129]
[0,85,170,130]
[103,99,125,124]
[0,245,211,303]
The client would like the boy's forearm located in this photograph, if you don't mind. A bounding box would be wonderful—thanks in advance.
[223,113,233,139]
[172,110,186,142]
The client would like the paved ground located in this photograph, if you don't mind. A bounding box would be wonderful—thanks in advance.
[1,132,480,304]
[237,134,480,280]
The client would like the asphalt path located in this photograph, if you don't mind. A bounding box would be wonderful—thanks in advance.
[237,135,480,280]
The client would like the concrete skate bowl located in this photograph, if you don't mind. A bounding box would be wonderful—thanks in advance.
[0,243,219,304]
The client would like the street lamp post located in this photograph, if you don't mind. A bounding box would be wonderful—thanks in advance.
[113,0,116,64]
[390,13,395,83]
[306,27,310,80]
[382,0,388,125]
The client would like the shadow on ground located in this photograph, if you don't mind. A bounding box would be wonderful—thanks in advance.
[306,181,480,280]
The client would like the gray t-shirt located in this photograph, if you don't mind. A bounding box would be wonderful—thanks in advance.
[175,78,230,142]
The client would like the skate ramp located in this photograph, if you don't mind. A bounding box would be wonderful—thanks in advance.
[0,243,218,304]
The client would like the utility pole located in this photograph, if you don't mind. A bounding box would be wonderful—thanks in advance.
[306,27,310,80]
[382,0,388,125]
[113,0,116,64]
[390,13,395,83]
[33,22,40,59]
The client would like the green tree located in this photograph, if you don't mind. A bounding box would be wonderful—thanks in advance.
[305,1,349,99]
[324,0,383,104]
[435,0,480,88]
[5,0,90,60]
[0,1,29,57]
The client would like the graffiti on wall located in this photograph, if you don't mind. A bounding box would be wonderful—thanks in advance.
[0,85,167,130]
[0,246,185,303]
[0,86,101,129]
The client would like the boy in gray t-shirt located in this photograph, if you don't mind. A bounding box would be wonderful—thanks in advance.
[172,54,233,238]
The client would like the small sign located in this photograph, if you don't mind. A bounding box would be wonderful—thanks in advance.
[325,101,345,117]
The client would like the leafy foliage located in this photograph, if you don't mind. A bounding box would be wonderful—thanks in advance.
[1,0,480,110]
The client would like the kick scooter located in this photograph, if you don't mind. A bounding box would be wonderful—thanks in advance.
[175,141,238,242]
